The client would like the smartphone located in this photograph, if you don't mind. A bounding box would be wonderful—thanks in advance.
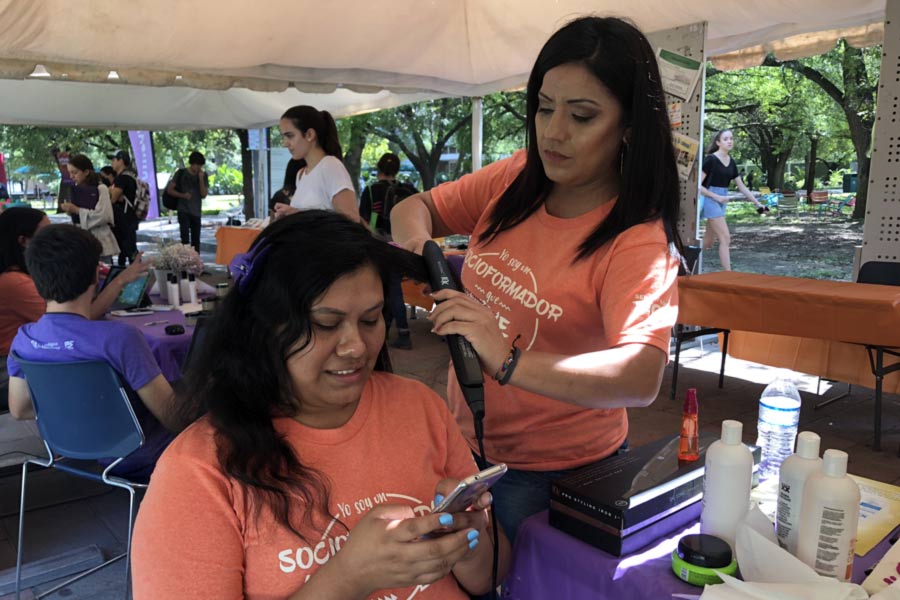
[434,464,507,514]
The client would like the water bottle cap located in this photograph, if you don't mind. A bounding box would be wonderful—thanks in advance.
[795,431,821,459]
[720,420,743,445]
[683,388,698,414]
[822,449,848,477]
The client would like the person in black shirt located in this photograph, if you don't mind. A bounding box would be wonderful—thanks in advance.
[358,153,417,350]
[699,129,767,271]
[108,150,140,266]
[166,151,209,253]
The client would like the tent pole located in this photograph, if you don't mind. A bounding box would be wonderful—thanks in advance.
[253,128,268,220]
[472,97,483,172]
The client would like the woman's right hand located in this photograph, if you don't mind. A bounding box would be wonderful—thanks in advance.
[715,194,728,205]
[333,504,479,596]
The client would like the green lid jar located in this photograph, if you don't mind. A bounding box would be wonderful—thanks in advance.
[671,533,738,586]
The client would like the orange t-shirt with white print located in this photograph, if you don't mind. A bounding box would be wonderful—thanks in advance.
[131,372,478,600]
[431,150,680,471]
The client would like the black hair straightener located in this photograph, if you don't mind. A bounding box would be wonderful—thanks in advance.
[422,240,499,599]
[422,241,486,445]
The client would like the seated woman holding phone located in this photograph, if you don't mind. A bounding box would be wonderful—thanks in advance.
[132,210,509,599]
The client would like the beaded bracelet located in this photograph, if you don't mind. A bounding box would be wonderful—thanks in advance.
[493,334,522,385]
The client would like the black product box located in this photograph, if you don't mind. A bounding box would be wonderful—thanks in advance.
[549,433,761,556]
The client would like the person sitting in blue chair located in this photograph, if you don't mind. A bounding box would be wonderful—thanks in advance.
[6,224,181,479]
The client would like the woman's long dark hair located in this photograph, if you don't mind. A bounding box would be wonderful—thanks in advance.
[282,158,306,190]
[181,210,427,538]
[0,207,46,274]
[706,129,731,156]
[479,16,682,261]
[68,154,101,187]
[281,105,343,159]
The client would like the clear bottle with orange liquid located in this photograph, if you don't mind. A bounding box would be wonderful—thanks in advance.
[679,387,700,461]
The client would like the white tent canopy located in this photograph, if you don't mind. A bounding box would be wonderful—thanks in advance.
[0,0,887,128]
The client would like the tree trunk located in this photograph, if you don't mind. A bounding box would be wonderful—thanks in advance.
[805,136,818,197]
[343,119,369,195]
[771,161,787,191]
[235,129,255,218]
[853,155,869,219]
[762,43,875,217]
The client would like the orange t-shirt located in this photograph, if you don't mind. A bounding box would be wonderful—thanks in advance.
[431,150,680,471]
[0,271,45,355]
[132,372,478,600]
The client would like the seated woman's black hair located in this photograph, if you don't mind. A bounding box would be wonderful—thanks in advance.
[180,210,427,538]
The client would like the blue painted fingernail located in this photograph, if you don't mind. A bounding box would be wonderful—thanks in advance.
[469,539,479,550]
[467,529,479,541]
[434,494,444,506]
[439,514,453,526]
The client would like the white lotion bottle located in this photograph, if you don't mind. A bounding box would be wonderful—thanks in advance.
[700,420,754,551]
[796,449,860,581]
[187,273,199,304]
[166,273,180,306]
[776,431,823,555]
[179,270,190,302]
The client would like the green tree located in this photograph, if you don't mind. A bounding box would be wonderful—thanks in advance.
[705,66,808,190]
[367,98,471,189]
[483,91,526,161]
[763,41,881,217]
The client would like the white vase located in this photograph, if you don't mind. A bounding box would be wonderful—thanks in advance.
[153,269,173,301]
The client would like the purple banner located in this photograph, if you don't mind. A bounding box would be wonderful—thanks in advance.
[128,130,159,220]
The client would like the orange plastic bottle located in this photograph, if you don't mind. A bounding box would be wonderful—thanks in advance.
[679,388,700,461]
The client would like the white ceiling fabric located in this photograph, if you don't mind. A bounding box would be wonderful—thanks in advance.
[0,0,886,128]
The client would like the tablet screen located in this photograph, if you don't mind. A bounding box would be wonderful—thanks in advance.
[117,274,150,307]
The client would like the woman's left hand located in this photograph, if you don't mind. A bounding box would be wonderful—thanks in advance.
[428,289,510,375]
[60,201,77,215]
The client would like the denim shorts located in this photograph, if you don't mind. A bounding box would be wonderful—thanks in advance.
[701,186,728,219]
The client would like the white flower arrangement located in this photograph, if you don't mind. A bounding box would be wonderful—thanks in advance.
[152,242,204,275]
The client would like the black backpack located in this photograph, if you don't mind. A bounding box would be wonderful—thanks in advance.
[380,180,417,230]
[161,169,181,211]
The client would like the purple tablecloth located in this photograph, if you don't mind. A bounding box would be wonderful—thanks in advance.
[504,510,900,599]
[504,511,700,599]
[107,309,193,382]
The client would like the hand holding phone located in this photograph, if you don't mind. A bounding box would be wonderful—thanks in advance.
[434,463,507,514]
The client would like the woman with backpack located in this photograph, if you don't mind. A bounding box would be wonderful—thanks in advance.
[108,149,143,265]
[359,153,419,350]
[272,105,362,224]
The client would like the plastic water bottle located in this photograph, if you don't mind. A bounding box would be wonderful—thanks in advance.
[755,376,802,482]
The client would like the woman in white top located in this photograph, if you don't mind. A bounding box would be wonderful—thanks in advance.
[59,154,120,261]
[273,105,360,223]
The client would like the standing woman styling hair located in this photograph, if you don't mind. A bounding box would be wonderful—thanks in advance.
[59,154,120,260]
[392,16,683,544]
[699,129,767,271]
[273,106,361,223]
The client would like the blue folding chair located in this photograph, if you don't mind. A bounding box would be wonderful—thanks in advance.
[10,353,148,599]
